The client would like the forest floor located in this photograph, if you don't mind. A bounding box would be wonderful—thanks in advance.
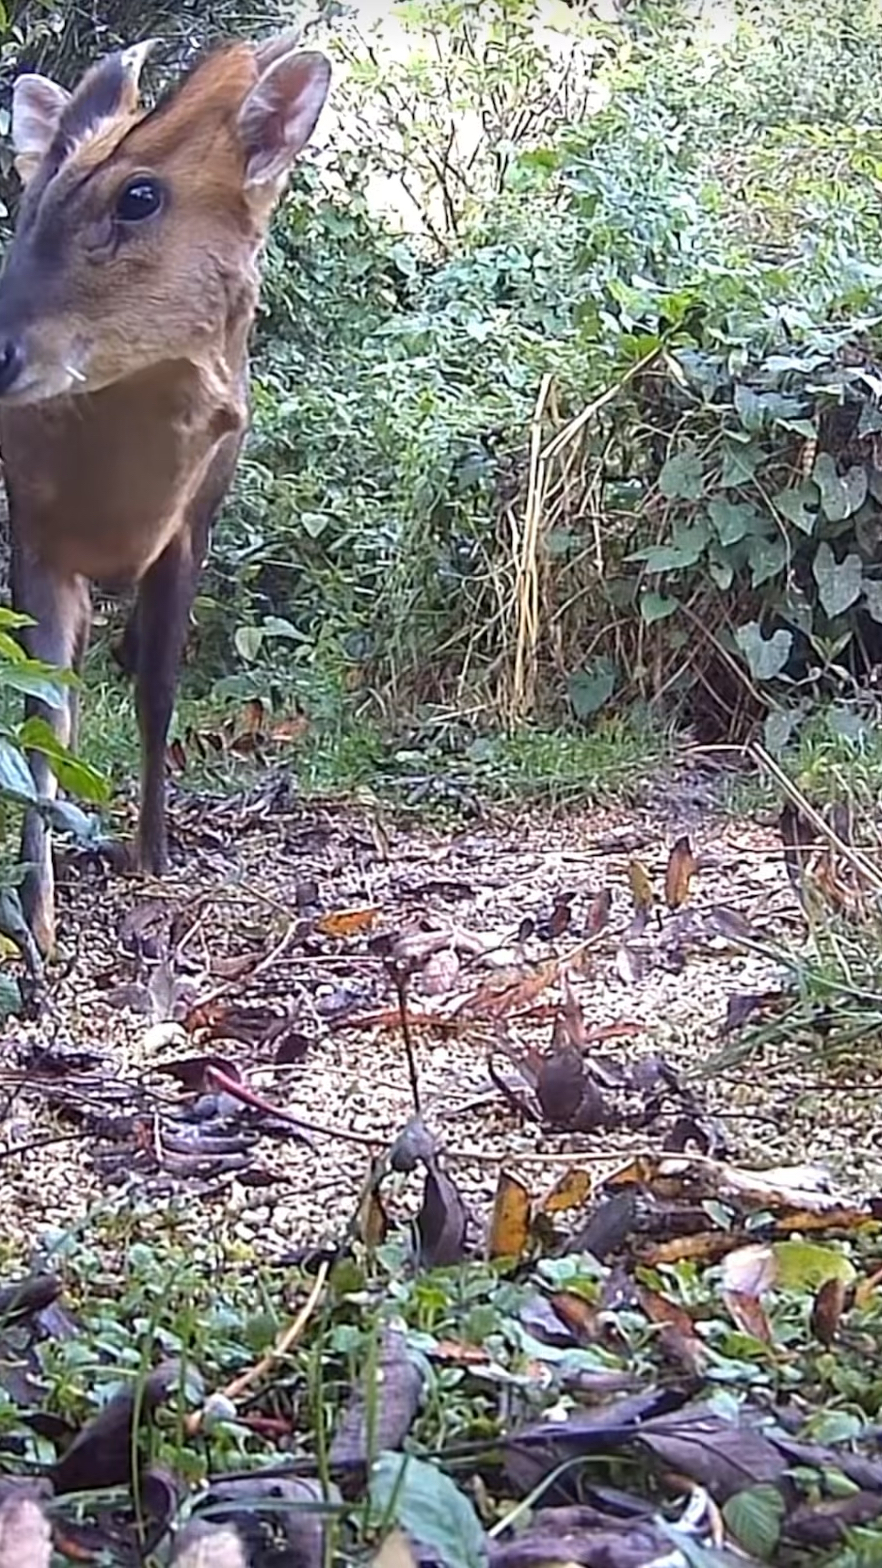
[2,750,878,1270]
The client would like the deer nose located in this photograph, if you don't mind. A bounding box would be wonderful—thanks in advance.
[0,338,23,395]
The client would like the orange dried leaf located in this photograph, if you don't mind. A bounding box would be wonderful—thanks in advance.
[456,958,559,1020]
[316,906,381,939]
[488,1170,532,1259]
[664,835,696,910]
[539,1166,592,1214]
[638,1233,740,1266]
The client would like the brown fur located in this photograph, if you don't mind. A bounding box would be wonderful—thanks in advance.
[0,35,330,954]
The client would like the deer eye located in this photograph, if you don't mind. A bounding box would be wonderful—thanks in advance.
[115,177,163,222]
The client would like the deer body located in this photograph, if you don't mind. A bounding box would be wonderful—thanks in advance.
[0,33,331,955]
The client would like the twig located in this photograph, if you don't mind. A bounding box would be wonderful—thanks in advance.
[187,1259,330,1432]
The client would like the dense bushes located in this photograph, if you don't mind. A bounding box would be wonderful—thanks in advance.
[4,0,882,747]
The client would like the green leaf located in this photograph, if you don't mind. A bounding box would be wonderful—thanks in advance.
[658,444,704,500]
[773,483,818,535]
[773,1239,856,1289]
[17,718,109,804]
[708,498,762,546]
[0,737,37,803]
[720,439,762,487]
[639,591,678,624]
[234,625,265,662]
[722,1485,784,1560]
[764,708,799,753]
[567,661,617,719]
[708,555,734,590]
[735,623,792,682]
[370,1452,486,1568]
[1,671,68,709]
[812,542,863,617]
[733,384,768,432]
[0,608,34,630]
[863,580,882,624]
[749,534,788,587]
[0,974,21,1019]
[813,453,868,521]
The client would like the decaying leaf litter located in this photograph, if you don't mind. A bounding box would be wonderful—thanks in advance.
[5,761,882,1563]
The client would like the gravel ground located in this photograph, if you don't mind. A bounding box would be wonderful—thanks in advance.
[1,769,878,1268]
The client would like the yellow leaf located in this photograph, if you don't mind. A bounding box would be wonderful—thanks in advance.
[628,858,654,911]
[488,1171,532,1259]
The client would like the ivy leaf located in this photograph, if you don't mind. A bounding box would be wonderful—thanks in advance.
[720,440,762,487]
[764,709,799,753]
[658,444,704,500]
[708,556,734,590]
[813,453,868,522]
[568,660,617,718]
[863,580,882,624]
[722,1484,785,1560]
[639,591,678,624]
[735,623,792,681]
[749,534,788,587]
[773,483,818,535]
[813,542,863,617]
[370,1452,487,1568]
[708,497,762,545]
[733,384,768,432]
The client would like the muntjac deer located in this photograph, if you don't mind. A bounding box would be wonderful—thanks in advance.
[0,32,331,956]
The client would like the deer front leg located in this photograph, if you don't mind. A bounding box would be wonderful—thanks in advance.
[11,543,91,957]
[132,533,198,876]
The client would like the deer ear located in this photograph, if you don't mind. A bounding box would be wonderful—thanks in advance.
[12,74,71,184]
[238,49,330,188]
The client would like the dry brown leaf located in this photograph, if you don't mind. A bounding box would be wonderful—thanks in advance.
[538,1166,592,1215]
[269,713,310,744]
[628,858,654,911]
[548,1290,605,1343]
[664,835,696,910]
[454,958,559,1020]
[585,886,612,935]
[811,1276,848,1347]
[488,1171,532,1259]
[316,906,381,939]
[723,1289,774,1345]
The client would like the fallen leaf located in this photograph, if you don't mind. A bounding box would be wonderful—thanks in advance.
[488,1171,532,1259]
[664,835,696,910]
[585,887,612,935]
[316,906,381,939]
[722,1290,774,1345]
[538,1167,592,1215]
[810,1276,848,1346]
[627,859,654,912]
